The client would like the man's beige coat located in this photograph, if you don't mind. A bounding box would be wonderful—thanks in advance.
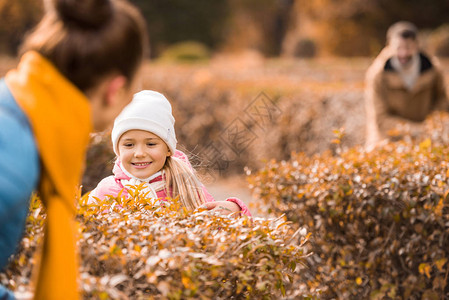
[365,47,448,146]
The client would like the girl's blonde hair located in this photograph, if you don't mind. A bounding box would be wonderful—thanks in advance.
[163,156,206,210]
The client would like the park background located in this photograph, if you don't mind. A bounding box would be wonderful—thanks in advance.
[2,0,449,298]
[1,0,449,190]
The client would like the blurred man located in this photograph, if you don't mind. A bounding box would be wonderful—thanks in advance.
[365,21,448,148]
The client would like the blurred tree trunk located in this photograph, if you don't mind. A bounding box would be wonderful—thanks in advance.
[130,0,228,58]
[3,0,448,58]
[282,0,449,57]
[282,0,382,57]
[0,0,43,55]
[222,0,293,56]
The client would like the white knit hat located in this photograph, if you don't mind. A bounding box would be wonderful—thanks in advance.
[111,90,177,155]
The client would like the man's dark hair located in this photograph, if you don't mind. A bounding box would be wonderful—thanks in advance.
[400,29,417,40]
[386,21,418,44]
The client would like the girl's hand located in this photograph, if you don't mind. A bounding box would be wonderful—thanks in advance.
[200,201,240,216]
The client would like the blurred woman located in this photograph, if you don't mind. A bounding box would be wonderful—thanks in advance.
[0,0,148,299]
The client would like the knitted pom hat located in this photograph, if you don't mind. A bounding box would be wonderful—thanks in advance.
[111,90,177,155]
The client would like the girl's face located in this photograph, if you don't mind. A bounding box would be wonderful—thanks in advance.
[118,129,171,179]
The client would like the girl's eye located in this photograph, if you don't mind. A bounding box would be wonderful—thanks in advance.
[124,143,133,147]
[147,143,156,146]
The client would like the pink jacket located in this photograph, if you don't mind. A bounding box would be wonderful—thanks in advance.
[89,150,251,216]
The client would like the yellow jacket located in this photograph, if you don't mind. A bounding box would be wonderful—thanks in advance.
[6,51,92,300]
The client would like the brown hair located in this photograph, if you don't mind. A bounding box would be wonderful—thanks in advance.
[20,0,148,92]
[386,21,418,44]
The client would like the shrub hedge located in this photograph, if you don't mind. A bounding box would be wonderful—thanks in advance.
[248,112,449,299]
[1,187,314,299]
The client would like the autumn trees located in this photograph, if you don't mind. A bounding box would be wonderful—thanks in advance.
[1,0,448,57]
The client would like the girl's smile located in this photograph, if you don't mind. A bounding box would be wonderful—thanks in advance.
[118,130,170,179]
[131,161,152,169]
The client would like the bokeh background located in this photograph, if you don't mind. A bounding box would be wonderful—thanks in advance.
[2,0,449,57]
[1,0,449,195]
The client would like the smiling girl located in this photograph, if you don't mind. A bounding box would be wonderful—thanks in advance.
[0,0,148,298]
[89,90,251,216]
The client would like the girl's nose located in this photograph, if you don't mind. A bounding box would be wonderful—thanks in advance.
[134,145,146,157]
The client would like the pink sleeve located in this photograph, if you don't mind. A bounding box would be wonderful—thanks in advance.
[201,183,251,216]
[226,197,252,217]
[201,187,251,216]
[88,176,127,203]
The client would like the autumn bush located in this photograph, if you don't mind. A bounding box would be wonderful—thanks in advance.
[1,187,314,299]
[248,112,449,299]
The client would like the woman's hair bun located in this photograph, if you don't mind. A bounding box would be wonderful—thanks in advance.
[51,0,113,29]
